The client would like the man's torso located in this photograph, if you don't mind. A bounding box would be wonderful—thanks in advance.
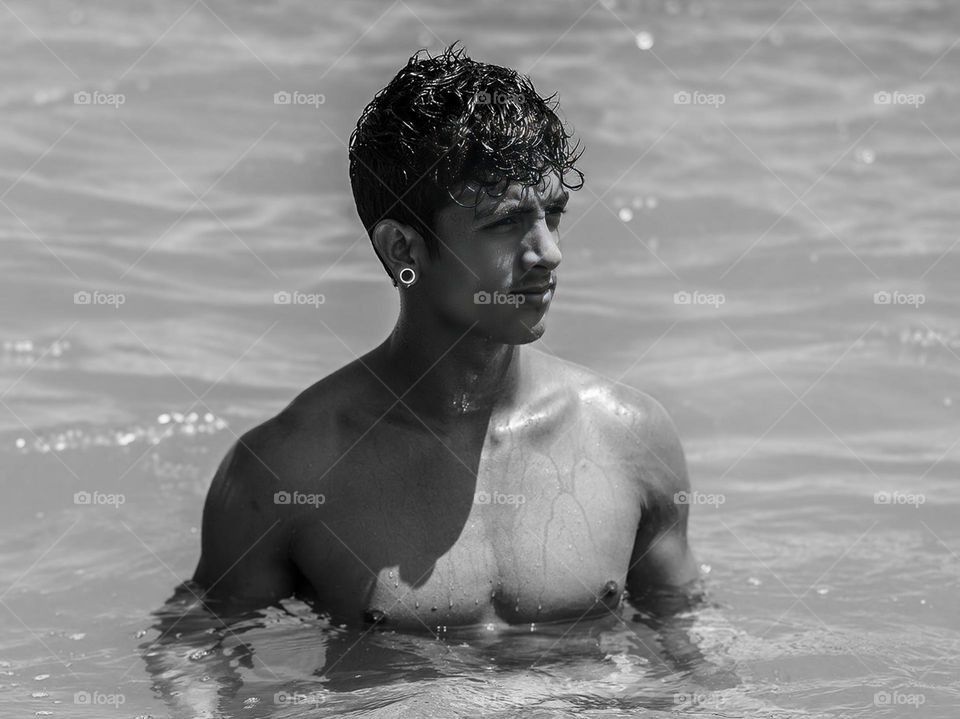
[269,350,645,629]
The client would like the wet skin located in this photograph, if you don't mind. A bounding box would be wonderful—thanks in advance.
[192,175,699,631]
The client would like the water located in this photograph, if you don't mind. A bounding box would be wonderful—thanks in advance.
[2,0,959,716]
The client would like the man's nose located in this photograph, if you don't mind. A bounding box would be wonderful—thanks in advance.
[522,218,562,270]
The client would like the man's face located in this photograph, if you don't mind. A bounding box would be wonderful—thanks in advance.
[418,173,569,344]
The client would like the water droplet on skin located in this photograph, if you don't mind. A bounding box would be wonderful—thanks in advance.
[431,606,438,611]
[448,599,453,608]
[415,601,420,609]
[364,609,388,625]
[816,586,829,595]
[635,31,654,50]
[618,207,634,222]
[856,147,876,165]
[388,571,394,578]
[747,577,762,587]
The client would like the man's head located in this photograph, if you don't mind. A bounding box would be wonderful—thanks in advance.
[348,43,583,343]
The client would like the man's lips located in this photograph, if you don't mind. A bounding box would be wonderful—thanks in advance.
[509,280,557,294]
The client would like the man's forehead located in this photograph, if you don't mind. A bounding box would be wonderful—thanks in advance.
[456,173,567,210]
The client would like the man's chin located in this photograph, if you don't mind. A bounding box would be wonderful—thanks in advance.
[480,317,548,345]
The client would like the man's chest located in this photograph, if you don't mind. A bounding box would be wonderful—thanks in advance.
[290,411,643,627]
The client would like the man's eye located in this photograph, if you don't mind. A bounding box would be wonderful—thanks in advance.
[484,217,519,230]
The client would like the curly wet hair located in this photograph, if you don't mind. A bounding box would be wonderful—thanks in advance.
[348,42,584,280]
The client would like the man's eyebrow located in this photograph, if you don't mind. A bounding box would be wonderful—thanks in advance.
[475,191,570,220]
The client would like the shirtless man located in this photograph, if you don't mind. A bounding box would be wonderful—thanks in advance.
[191,44,701,633]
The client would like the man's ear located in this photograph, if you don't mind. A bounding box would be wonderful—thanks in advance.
[371,220,427,281]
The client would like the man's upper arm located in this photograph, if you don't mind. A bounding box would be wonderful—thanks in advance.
[620,392,700,603]
[193,427,297,612]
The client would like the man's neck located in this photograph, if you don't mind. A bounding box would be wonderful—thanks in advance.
[373,318,526,423]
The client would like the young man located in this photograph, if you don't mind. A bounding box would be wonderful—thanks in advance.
[192,44,701,631]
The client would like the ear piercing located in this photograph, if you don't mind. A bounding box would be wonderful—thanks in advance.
[397,267,417,288]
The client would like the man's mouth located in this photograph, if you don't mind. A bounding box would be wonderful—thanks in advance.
[509,279,557,295]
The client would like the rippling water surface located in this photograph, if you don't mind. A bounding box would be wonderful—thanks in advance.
[1,0,959,716]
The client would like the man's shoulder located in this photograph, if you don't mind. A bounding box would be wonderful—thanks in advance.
[530,349,686,487]
[529,349,675,436]
[234,354,383,475]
